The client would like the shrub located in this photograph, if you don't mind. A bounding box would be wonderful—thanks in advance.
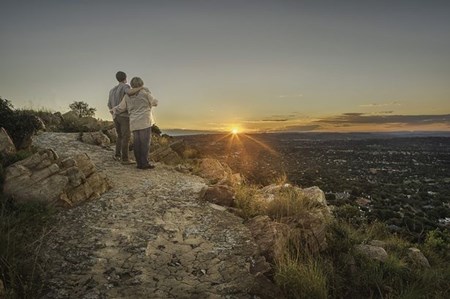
[0,98,44,149]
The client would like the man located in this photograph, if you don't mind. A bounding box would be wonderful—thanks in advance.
[107,71,140,164]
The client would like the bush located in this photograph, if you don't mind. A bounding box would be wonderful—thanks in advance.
[0,98,44,149]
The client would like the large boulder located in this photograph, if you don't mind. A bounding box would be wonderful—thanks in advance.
[0,127,16,157]
[150,146,182,165]
[246,215,289,262]
[195,158,238,186]
[3,149,111,207]
[81,131,110,147]
[201,184,235,207]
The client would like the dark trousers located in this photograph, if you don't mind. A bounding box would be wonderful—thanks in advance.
[114,115,131,161]
[133,127,152,168]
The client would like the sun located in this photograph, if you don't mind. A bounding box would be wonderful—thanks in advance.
[231,127,239,135]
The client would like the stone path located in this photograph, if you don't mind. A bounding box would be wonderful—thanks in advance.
[32,133,272,299]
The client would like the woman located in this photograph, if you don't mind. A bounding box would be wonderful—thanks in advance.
[112,77,158,169]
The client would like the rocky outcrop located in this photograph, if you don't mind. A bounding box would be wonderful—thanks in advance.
[0,127,16,157]
[195,158,240,186]
[246,215,289,262]
[150,146,182,165]
[3,149,110,207]
[81,131,111,147]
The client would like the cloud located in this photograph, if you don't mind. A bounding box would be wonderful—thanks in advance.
[317,113,450,126]
[359,101,402,108]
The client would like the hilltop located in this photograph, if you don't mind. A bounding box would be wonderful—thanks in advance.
[9,132,278,298]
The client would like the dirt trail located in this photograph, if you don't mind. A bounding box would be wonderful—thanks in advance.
[33,132,269,299]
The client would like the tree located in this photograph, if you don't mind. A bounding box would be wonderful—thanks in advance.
[69,101,96,118]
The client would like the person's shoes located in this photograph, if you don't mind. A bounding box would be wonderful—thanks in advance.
[137,164,155,169]
[121,159,136,165]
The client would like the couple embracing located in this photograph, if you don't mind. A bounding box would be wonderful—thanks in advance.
[107,71,158,170]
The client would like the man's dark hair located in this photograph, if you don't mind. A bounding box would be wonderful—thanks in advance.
[116,71,127,82]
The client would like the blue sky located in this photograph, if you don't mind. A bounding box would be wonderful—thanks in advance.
[1,0,449,132]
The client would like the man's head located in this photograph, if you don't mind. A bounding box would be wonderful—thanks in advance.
[116,71,127,83]
[130,77,144,88]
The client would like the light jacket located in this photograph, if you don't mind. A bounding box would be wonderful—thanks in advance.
[113,88,158,131]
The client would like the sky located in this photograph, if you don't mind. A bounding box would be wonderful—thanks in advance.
[1,0,449,133]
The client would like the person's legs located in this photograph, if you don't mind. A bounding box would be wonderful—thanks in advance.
[133,130,142,167]
[118,117,131,161]
[114,117,122,159]
[140,126,152,166]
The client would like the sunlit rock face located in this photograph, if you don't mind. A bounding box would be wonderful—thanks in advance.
[3,149,110,207]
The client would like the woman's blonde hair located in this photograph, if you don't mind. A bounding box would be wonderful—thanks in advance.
[130,77,144,88]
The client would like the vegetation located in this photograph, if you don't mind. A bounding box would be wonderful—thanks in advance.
[0,150,55,298]
[0,98,44,149]
[69,101,96,118]
[235,183,450,299]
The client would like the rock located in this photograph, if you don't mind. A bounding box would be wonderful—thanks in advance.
[103,127,118,143]
[354,244,388,262]
[174,164,191,173]
[81,131,110,147]
[300,186,328,206]
[408,247,430,268]
[150,146,182,165]
[0,127,16,157]
[3,149,110,207]
[201,184,235,207]
[195,158,236,185]
[249,256,272,275]
[251,272,286,299]
[246,215,288,261]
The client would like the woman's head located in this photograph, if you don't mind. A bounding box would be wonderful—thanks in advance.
[130,77,144,88]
